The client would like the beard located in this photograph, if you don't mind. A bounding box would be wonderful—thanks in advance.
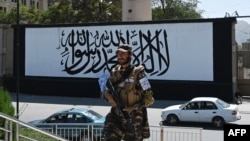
[118,57,131,65]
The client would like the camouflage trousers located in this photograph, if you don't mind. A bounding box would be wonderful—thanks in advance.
[102,107,150,141]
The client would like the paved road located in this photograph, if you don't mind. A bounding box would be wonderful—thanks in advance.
[10,93,250,141]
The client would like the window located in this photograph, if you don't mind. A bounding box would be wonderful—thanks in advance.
[0,6,7,12]
[185,102,199,110]
[75,114,86,123]
[22,0,27,5]
[201,102,216,109]
[30,0,35,6]
[46,114,66,123]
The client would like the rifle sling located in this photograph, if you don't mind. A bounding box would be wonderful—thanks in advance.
[113,65,135,87]
[112,65,135,121]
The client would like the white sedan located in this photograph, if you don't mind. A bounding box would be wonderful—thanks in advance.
[160,97,241,127]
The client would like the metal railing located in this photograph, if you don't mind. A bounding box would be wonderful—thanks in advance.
[0,112,68,141]
[1,112,202,141]
[145,126,202,141]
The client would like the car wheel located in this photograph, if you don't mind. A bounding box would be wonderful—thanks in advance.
[212,116,224,128]
[166,114,179,125]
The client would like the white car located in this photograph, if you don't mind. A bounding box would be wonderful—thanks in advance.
[160,97,241,127]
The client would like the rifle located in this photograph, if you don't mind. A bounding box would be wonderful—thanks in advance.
[107,79,131,122]
[106,65,134,122]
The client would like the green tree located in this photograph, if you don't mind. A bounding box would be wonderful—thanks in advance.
[0,87,15,117]
[0,7,17,24]
[0,4,42,24]
[69,0,122,23]
[0,87,15,139]
[39,0,121,24]
[0,0,119,24]
[42,0,74,24]
[152,0,204,20]
[0,0,203,24]
[101,0,122,22]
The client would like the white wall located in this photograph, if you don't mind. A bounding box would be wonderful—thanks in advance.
[25,22,213,81]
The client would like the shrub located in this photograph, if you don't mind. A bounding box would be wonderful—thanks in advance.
[0,86,15,139]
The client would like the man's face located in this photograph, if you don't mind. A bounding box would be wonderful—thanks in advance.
[116,51,131,65]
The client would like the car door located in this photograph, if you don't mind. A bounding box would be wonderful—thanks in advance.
[57,113,87,139]
[179,102,200,122]
[53,113,68,138]
[198,101,218,122]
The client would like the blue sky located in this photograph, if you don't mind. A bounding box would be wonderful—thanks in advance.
[198,0,250,23]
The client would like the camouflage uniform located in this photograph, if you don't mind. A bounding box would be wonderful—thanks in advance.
[102,65,154,141]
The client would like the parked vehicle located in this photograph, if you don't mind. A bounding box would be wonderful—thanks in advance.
[160,97,241,128]
[28,107,105,141]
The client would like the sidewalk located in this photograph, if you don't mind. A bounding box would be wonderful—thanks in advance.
[10,92,250,110]
[10,92,187,109]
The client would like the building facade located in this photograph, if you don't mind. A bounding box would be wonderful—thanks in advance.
[0,0,57,12]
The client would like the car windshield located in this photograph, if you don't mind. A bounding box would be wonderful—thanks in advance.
[216,99,230,108]
[180,101,189,109]
[84,110,103,120]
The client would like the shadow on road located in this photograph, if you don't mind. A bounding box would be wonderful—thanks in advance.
[10,93,186,109]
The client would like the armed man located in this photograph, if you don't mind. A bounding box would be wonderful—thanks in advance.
[101,44,154,141]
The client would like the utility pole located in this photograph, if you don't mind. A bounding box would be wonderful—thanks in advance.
[16,0,20,120]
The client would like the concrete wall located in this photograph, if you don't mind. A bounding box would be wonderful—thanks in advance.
[0,24,14,86]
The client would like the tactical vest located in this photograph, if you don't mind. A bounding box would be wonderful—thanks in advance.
[109,65,144,107]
